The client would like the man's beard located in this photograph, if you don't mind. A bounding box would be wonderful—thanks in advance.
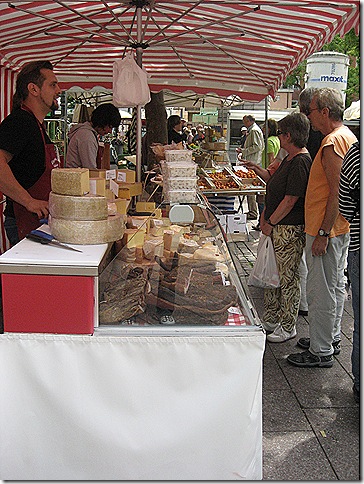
[40,93,58,112]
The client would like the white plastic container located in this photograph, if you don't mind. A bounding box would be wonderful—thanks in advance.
[165,150,193,162]
[164,177,198,190]
[166,162,197,177]
[305,51,350,102]
[164,189,197,204]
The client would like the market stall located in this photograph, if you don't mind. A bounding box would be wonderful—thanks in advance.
[0,192,265,479]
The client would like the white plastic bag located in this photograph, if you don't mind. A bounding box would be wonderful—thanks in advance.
[248,234,280,288]
[113,53,151,107]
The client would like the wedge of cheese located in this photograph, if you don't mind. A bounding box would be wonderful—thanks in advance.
[49,214,125,245]
[51,168,90,196]
[122,228,145,248]
[49,192,108,221]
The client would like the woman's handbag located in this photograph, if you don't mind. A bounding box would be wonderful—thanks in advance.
[113,53,151,107]
[248,234,280,288]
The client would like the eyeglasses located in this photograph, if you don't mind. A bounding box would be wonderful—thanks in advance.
[306,107,320,116]
[277,129,284,136]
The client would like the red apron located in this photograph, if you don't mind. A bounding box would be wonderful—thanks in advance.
[13,106,60,240]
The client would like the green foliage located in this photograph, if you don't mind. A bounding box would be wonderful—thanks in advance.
[282,29,359,107]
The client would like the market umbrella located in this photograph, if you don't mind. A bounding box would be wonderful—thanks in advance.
[0,0,359,175]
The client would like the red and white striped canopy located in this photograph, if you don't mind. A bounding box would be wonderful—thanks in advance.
[0,0,360,102]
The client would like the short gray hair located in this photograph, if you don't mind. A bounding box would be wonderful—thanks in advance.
[313,87,344,121]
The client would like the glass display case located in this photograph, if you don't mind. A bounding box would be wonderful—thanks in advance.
[98,202,261,329]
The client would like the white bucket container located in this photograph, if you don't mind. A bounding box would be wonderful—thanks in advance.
[305,51,350,102]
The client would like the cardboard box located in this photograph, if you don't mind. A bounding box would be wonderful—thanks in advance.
[117,182,143,199]
[117,169,136,184]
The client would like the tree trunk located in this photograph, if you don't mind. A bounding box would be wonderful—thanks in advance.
[144,91,167,171]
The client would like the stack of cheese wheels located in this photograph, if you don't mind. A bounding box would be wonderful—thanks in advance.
[49,168,125,245]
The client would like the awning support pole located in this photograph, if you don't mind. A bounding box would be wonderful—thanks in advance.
[135,5,143,185]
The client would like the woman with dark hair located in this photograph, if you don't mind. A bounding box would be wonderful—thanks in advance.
[167,115,187,144]
[243,112,312,342]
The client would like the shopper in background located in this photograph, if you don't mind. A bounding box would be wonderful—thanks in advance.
[0,60,62,245]
[240,126,248,148]
[287,87,357,368]
[167,115,187,145]
[254,118,281,230]
[193,124,205,143]
[236,115,264,220]
[246,113,312,342]
[339,140,360,402]
[66,103,121,169]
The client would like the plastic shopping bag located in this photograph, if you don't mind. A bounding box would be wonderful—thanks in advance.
[113,53,151,107]
[248,234,280,288]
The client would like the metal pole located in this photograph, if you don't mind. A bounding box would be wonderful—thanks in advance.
[135,6,143,184]
[264,97,269,168]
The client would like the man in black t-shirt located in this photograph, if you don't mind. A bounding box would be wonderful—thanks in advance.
[0,60,62,245]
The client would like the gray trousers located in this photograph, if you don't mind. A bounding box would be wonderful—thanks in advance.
[306,233,349,357]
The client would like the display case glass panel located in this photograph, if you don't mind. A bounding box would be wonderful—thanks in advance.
[98,203,260,328]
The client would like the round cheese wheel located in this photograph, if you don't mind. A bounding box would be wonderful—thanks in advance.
[49,192,108,221]
[49,214,125,245]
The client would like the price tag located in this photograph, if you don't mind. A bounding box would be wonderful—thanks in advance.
[105,169,117,180]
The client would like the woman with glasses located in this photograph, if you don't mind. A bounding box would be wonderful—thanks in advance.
[242,112,312,342]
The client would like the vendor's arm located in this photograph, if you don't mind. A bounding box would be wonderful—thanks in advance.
[0,149,48,218]
[311,145,342,257]
[261,195,299,236]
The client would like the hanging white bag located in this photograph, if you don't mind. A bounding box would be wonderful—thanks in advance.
[248,234,280,288]
[113,53,151,107]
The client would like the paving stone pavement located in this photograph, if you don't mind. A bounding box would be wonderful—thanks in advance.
[228,222,360,481]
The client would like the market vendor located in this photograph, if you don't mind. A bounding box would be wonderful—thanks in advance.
[0,60,62,246]
[66,103,121,169]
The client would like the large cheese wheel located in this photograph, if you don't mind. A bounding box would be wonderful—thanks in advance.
[49,214,125,245]
[49,192,108,221]
[51,168,89,196]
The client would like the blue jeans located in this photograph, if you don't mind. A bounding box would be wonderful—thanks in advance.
[4,216,19,247]
[348,249,359,392]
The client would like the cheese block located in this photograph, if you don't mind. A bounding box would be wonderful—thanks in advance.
[51,168,89,196]
[136,201,156,212]
[49,214,124,245]
[143,237,164,260]
[117,182,143,199]
[89,177,106,196]
[114,198,130,215]
[49,192,108,221]
[122,228,145,248]
[117,169,136,184]
[163,230,182,252]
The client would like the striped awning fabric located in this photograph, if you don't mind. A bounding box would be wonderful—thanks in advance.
[0,1,360,102]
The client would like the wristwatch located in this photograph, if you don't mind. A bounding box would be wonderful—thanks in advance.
[318,229,330,237]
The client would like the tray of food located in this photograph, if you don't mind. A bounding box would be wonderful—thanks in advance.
[229,167,266,189]
[200,168,243,190]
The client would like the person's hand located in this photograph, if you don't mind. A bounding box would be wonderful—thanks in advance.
[25,198,49,219]
[312,235,329,257]
[239,157,256,170]
[260,218,272,236]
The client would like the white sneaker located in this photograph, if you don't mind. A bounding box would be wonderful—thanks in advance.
[267,325,297,343]
[262,320,278,332]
